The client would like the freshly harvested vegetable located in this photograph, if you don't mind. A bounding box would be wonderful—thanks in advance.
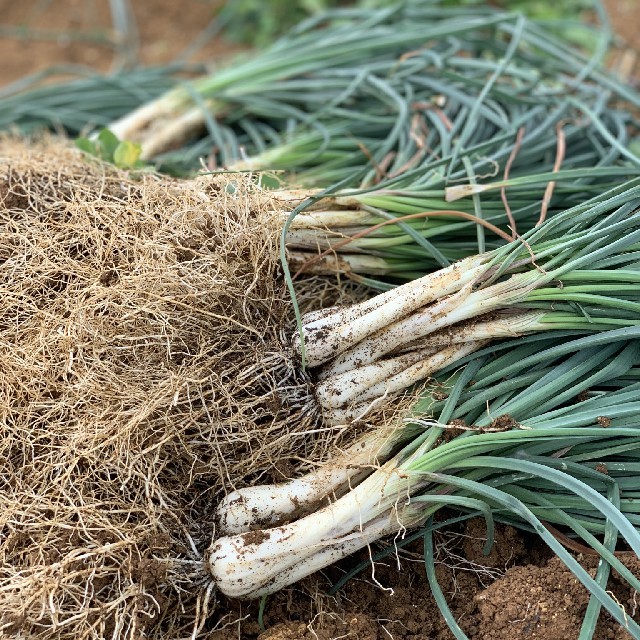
[98,0,634,178]
[210,326,640,636]
[283,159,640,287]
[4,2,639,288]
[295,179,640,422]
[209,180,640,640]
[217,420,423,534]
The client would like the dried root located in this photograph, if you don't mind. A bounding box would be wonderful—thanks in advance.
[0,136,367,639]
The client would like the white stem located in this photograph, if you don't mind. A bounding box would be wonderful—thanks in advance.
[139,105,210,160]
[107,92,182,142]
[324,283,473,377]
[323,400,392,426]
[315,347,439,409]
[319,340,487,412]
[217,425,414,535]
[209,456,426,598]
[299,255,489,367]
[303,254,487,333]
[333,194,374,208]
[287,252,393,276]
[285,229,357,252]
[393,311,545,353]
[285,209,375,228]
[324,273,537,374]
[350,340,489,406]
[463,310,545,337]
[268,189,323,210]
[322,402,373,426]
[300,306,343,327]
[320,313,547,425]
[238,510,420,598]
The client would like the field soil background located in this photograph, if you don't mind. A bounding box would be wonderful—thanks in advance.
[1,1,639,639]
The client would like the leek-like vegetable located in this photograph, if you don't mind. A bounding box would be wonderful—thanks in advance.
[209,327,640,637]
[4,2,639,289]
[221,181,640,532]
[217,422,422,534]
[98,0,636,186]
[210,181,640,640]
[296,179,640,422]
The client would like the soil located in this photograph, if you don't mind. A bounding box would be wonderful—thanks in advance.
[1,2,639,639]
[0,0,238,86]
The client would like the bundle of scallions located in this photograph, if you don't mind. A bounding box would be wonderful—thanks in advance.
[4,2,639,288]
[209,179,640,637]
[102,0,638,285]
[213,329,640,639]
[295,178,640,423]
[102,1,624,170]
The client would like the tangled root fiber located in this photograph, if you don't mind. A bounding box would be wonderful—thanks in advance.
[0,137,352,639]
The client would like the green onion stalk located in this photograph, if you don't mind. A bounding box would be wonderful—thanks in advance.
[3,2,634,189]
[283,164,640,289]
[99,0,632,179]
[209,326,640,637]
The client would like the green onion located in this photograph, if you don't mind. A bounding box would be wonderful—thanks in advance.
[208,327,640,640]
[209,182,640,640]
[296,179,640,421]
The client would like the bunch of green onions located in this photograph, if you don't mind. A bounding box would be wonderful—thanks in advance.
[211,328,640,639]
[282,154,640,289]
[3,2,634,189]
[101,1,624,169]
[105,4,542,162]
[209,179,640,638]
[4,2,639,289]
[296,179,640,423]
[6,0,618,185]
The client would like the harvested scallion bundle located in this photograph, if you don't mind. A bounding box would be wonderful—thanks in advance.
[296,179,640,422]
[210,326,640,637]
[99,0,635,187]
[209,179,640,639]
[283,158,640,287]
[232,2,638,284]
[4,2,639,285]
